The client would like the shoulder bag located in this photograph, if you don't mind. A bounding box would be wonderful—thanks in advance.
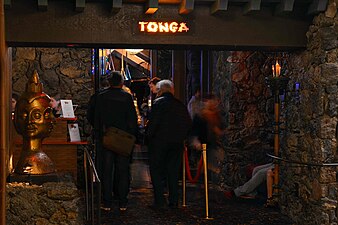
[102,127,136,157]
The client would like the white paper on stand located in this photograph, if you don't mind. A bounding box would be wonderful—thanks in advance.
[60,100,75,118]
[68,123,81,142]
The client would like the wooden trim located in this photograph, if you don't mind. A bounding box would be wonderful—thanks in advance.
[38,0,48,11]
[145,0,158,14]
[275,0,295,15]
[211,0,228,15]
[179,0,194,14]
[75,0,85,12]
[112,0,122,12]
[5,4,314,48]
[308,0,328,15]
[243,0,261,15]
[0,0,10,221]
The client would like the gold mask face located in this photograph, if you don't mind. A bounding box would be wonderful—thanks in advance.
[13,71,56,175]
[15,96,54,139]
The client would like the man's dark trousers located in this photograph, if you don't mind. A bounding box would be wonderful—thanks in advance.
[149,140,183,206]
[102,148,130,208]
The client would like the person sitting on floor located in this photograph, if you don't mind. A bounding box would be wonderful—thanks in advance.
[224,163,274,200]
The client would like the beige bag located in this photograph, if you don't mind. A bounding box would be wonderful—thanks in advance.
[102,127,136,157]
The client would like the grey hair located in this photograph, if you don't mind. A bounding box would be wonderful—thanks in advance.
[156,80,174,95]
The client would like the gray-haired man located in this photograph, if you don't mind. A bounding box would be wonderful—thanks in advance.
[147,80,192,209]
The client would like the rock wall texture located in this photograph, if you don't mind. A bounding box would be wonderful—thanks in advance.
[6,182,83,225]
[279,2,338,224]
[212,51,275,187]
[9,9,338,222]
[12,47,93,185]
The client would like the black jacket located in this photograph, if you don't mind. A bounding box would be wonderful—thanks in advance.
[87,87,137,136]
[148,92,192,143]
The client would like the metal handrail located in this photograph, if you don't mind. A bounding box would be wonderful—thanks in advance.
[84,148,101,225]
[267,153,338,167]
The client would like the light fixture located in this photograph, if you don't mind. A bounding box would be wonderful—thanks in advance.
[126,49,143,55]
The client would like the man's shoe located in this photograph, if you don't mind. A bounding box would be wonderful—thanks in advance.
[119,207,127,211]
[100,206,111,211]
[119,202,127,212]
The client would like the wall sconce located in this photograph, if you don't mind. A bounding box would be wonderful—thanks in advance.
[266,59,290,96]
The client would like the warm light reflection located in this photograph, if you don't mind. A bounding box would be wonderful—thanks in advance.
[275,61,281,77]
[126,49,143,55]
[9,155,13,172]
[272,60,281,77]
[145,8,158,14]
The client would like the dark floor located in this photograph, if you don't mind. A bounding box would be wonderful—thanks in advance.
[100,183,293,225]
[98,145,293,225]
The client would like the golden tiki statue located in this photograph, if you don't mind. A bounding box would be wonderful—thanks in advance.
[14,71,56,175]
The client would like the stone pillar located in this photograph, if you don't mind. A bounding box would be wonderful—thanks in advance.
[212,50,274,186]
[281,2,338,224]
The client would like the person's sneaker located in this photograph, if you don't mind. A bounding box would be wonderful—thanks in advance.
[119,207,127,211]
[119,203,127,212]
[100,206,111,211]
[224,190,234,199]
[238,194,256,199]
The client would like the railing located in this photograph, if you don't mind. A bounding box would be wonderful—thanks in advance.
[84,149,101,225]
[182,143,213,219]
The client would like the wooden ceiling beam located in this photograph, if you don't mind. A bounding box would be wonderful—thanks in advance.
[114,50,150,72]
[243,0,261,15]
[179,0,194,14]
[210,0,228,15]
[145,0,158,14]
[307,0,328,15]
[38,0,48,11]
[275,0,294,15]
[112,0,122,12]
[75,0,85,12]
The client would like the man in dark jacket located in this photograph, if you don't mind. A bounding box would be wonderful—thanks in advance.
[147,80,192,208]
[87,71,137,211]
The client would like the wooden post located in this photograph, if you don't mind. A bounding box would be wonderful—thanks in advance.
[0,0,11,223]
[182,145,186,207]
[172,50,186,103]
[150,50,157,78]
[273,93,280,195]
[202,144,211,219]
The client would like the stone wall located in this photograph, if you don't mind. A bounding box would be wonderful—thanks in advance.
[6,182,83,225]
[280,2,338,224]
[212,51,275,188]
[12,47,93,185]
